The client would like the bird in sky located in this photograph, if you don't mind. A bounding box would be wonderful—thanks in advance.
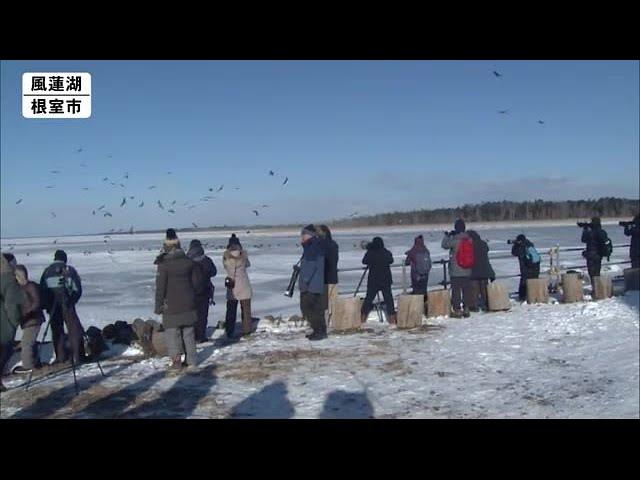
[120,197,126,207]
[498,109,509,114]
[104,212,113,217]
[252,210,260,216]
[138,201,144,208]
[493,70,502,78]
[216,185,224,193]
[148,185,156,190]
[168,209,176,214]
[269,170,275,176]
[98,204,106,211]
[157,201,164,210]
[51,170,61,174]
[76,148,83,153]
[192,222,198,228]
[282,177,288,185]
[538,120,545,125]
[15,199,22,205]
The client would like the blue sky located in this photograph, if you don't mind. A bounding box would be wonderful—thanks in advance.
[1,60,638,237]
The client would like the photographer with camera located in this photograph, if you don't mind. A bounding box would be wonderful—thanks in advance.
[579,217,611,287]
[317,225,339,326]
[404,234,431,296]
[40,250,85,366]
[361,236,396,324]
[441,219,474,318]
[222,234,253,339]
[186,239,217,343]
[13,265,45,374]
[510,234,541,301]
[621,214,640,268]
[1,254,24,391]
[299,225,328,340]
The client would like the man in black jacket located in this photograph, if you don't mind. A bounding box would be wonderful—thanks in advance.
[39,250,85,365]
[361,237,396,324]
[187,239,217,343]
[624,214,640,269]
[511,234,540,301]
[581,217,609,283]
[318,225,339,326]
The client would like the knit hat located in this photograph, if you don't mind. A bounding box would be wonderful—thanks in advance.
[163,228,180,249]
[454,219,466,233]
[54,249,67,263]
[227,233,241,248]
[516,234,526,242]
[166,228,178,240]
[301,224,316,237]
[189,239,202,249]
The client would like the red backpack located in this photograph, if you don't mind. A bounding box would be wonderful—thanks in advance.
[456,237,475,269]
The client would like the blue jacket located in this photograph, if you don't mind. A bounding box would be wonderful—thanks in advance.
[299,236,326,294]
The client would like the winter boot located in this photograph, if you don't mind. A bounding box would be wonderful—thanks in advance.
[169,356,183,371]
[387,313,397,325]
[308,331,328,341]
[450,309,463,318]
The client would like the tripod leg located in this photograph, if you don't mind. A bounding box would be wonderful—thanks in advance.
[25,370,34,391]
[70,356,79,395]
[96,359,106,377]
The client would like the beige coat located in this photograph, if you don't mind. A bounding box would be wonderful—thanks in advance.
[223,249,252,301]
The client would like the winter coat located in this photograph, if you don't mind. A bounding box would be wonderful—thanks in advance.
[467,231,495,281]
[39,260,82,313]
[223,249,253,301]
[187,243,217,299]
[623,221,640,262]
[362,240,394,289]
[1,256,24,345]
[404,237,431,284]
[511,239,540,279]
[441,232,472,278]
[323,238,339,285]
[20,281,45,328]
[581,226,608,260]
[154,248,200,329]
[299,236,326,295]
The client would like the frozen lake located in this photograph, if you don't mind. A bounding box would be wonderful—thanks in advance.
[0,221,632,330]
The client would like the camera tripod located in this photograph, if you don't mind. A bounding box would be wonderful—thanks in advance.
[25,302,106,395]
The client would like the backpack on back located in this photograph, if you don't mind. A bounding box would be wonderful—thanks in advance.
[525,245,541,266]
[598,231,613,260]
[456,237,475,269]
[414,250,432,277]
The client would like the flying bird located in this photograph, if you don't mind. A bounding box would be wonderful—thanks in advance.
[80,163,87,167]
[269,170,275,176]
[252,210,260,216]
[124,172,129,179]
[148,185,156,190]
[216,185,224,193]
[119,183,125,188]
[50,212,56,218]
[92,210,96,215]
[171,200,176,206]
[167,171,172,175]
[53,239,57,244]
[208,187,214,192]
[51,170,60,174]
[98,205,105,211]
[110,182,116,186]
[138,201,144,208]
[282,177,288,185]
[261,204,269,208]
[493,70,502,78]
[104,212,112,217]
[129,196,134,200]
[102,177,109,182]
[16,199,22,205]
[120,197,126,207]
[349,212,359,218]
[76,148,83,153]
[192,222,198,228]
[234,187,240,191]
[498,110,509,114]
[168,209,176,214]
[108,154,113,158]
[45,186,55,189]
[157,201,164,210]
[538,120,545,125]
[82,187,90,190]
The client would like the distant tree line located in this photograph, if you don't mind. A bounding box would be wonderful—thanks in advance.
[330,198,640,228]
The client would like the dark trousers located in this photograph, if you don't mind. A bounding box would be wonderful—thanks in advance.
[518,272,540,301]
[225,299,251,337]
[587,256,602,278]
[361,284,395,317]
[469,279,489,310]
[450,277,473,312]
[194,296,210,342]
[632,256,639,269]
[300,291,327,334]
[411,275,428,295]
[50,303,84,364]
[0,342,14,376]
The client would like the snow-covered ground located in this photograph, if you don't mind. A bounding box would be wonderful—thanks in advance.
[1,291,638,419]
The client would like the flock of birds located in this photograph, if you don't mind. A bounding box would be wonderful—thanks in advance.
[13,145,291,235]
[493,70,545,124]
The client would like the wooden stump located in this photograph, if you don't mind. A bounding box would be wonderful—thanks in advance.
[592,275,613,300]
[561,273,583,303]
[331,296,363,331]
[396,295,424,329]
[326,284,339,326]
[487,281,511,311]
[526,278,549,304]
[426,290,451,318]
[624,268,640,292]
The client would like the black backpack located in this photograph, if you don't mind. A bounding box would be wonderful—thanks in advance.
[84,326,108,360]
[598,231,613,260]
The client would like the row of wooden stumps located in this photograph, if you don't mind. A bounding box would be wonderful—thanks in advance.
[329,268,640,332]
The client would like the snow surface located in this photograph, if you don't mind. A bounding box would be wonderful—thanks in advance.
[1,292,638,419]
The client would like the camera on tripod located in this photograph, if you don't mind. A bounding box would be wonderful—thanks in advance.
[619,220,636,228]
[284,263,301,298]
[577,222,592,228]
